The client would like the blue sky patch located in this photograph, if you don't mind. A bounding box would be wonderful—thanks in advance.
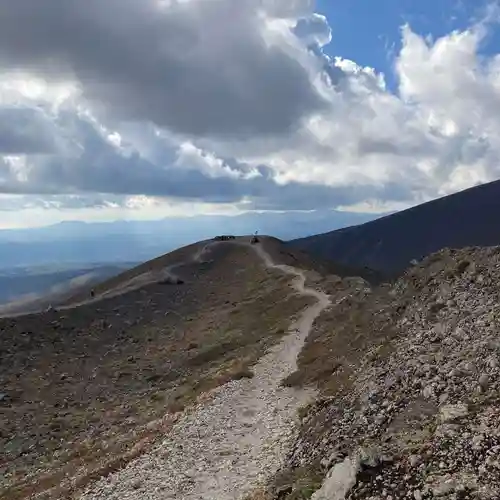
[317,0,499,92]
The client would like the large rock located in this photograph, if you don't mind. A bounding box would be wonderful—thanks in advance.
[311,456,360,500]
[439,403,469,423]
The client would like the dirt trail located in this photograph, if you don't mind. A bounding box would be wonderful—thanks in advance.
[50,242,213,313]
[79,241,330,500]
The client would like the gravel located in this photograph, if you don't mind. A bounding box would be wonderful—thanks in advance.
[79,243,330,500]
[283,246,500,499]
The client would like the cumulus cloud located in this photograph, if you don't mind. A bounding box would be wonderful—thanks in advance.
[0,0,326,138]
[0,0,499,214]
[213,13,500,202]
[0,107,59,154]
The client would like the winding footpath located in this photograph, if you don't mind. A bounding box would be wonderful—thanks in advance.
[51,242,212,313]
[80,242,331,500]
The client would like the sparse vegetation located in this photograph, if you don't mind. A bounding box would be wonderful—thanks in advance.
[271,465,324,500]
[0,241,311,500]
[276,277,395,397]
[229,365,255,380]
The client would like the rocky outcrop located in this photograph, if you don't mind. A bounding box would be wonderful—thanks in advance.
[281,246,500,499]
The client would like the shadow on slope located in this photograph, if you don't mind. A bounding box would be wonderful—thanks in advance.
[290,179,500,278]
[0,265,133,317]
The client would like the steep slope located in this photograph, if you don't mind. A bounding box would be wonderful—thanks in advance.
[290,179,500,277]
[256,246,500,499]
[0,264,134,317]
[0,236,327,500]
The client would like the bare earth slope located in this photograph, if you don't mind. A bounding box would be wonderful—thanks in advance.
[0,236,327,500]
[261,246,500,499]
[7,235,500,500]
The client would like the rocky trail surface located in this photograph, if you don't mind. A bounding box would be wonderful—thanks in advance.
[79,241,331,500]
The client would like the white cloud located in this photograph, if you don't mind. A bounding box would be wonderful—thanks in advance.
[213,13,500,202]
[0,0,499,225]
[174,142,261,180]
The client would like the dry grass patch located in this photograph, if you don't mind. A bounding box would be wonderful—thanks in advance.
[1,242,312,500]
[281,278,397,397]
[245,489,273,500]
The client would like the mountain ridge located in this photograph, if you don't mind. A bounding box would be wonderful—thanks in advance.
[0,236,324,499]
[290,179,500,277]
[4,233,500,499]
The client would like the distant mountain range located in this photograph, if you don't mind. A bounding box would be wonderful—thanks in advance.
[6,178,500,294]
[290,180,500,278]
[0,209,378,307]
[0,210,378,269]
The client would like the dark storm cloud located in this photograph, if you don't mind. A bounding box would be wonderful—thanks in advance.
[0,0,325,138]
[0,108,56,154]
[0,98,425,212]
[0,137,418,212]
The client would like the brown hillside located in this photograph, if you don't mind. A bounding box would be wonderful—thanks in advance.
[0,237,320,500]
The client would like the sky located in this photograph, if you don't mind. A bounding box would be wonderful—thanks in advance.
[0,0,499,228]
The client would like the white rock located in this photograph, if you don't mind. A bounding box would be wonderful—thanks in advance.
[432,476,457,496]
[479,373,490,389]
[488,356,498,369]
[311,456,360,500]
[439,404,468,423]
[422,385,435,399]
[472,434,484,450]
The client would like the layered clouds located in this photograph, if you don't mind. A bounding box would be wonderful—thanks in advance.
[0,0,499,218]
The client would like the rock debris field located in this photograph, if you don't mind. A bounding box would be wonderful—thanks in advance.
[80,243,330,500]
[288,247,500,500]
